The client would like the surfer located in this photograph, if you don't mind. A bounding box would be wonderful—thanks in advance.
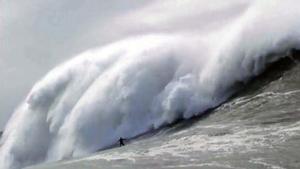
[119,137,125,146]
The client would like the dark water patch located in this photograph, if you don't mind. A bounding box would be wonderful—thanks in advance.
[232,49,300,98]
[206,129,232,137]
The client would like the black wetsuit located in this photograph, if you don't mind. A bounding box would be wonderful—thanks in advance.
[119,137,125,146]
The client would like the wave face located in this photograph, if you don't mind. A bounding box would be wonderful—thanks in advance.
[1,1,300,169]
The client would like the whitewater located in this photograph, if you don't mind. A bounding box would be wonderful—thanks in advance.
[1,1,300,169]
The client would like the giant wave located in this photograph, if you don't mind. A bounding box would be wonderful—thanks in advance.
[1,1,300,169]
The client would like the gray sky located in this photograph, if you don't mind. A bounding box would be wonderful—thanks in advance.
[0,0,151,130]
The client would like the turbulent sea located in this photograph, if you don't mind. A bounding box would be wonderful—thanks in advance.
[28,53,300,169]
[1,1,300,169]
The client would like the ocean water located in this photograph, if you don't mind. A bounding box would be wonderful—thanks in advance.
[27,53,300,169]
[1,1,300,169]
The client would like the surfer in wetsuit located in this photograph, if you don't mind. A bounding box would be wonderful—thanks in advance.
[119,137,125,146]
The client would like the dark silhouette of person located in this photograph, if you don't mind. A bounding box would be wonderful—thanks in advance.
[119,137,125,147]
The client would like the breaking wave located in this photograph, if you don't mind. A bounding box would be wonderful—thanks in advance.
[1,1,300,169]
